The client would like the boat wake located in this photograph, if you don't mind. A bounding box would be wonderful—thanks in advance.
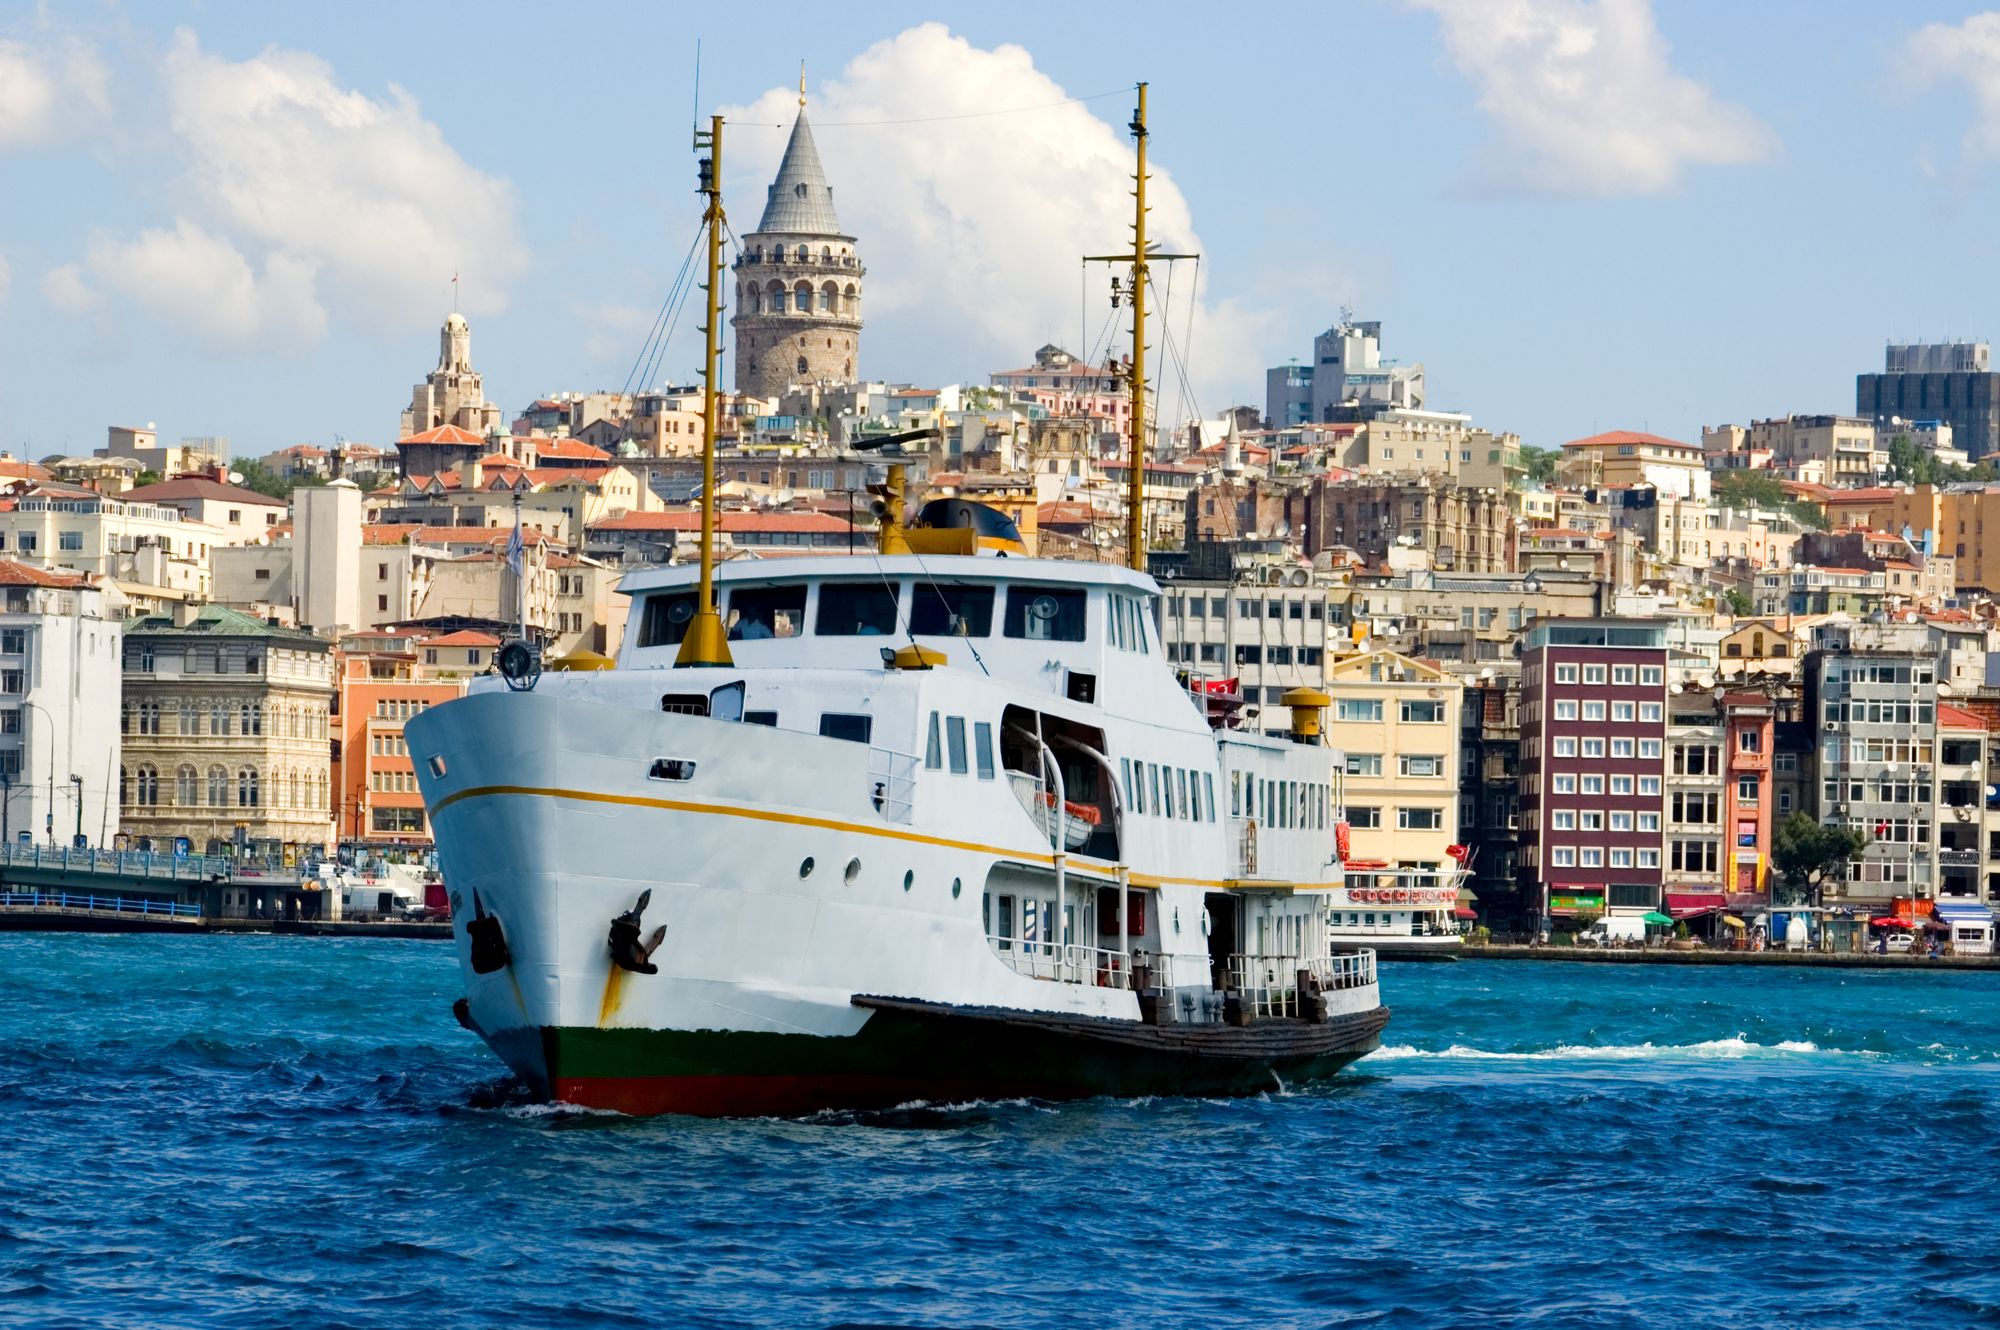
[1365,1035,1854,1062]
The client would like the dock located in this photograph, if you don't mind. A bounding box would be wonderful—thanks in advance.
[0,891,451,939]
[1459,943,2000,973]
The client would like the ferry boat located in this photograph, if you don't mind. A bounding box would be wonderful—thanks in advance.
[406,88,1386,1117]
[1328,859,1472,956]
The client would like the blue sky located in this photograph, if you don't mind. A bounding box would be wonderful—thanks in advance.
[5,1,2000,460]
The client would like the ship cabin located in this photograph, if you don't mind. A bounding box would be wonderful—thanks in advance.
[602,555,1360,1024]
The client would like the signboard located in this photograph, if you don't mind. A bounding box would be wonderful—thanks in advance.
[173,837,191,859]
[1549,892,1605,915]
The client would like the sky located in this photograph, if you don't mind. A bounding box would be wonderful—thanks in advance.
[6,0,2000,461]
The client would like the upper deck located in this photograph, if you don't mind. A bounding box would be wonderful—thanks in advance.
[615,555,1195,723]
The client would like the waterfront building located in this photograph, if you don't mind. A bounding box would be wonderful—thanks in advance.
[1856,341,2000,462]
[1664,695,1726,906]
[0,563,123,848]
[1158,572,1340,736]
[1803,621,1946,907]
[1457,674,1523,922]
[118,605,333,860]
[731,105,863,398]
[330,632,475,845]
[400,311,504,440]
[1517,619,1672,926]
[1321,650,1461,870]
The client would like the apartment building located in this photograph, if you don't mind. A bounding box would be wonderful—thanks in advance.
[1159,575,1341,736]
[1322,650,1461,870]
[119,605,334,859]
[0,563,123,847]
[330,633,473,844]
[1518,619,1671,925]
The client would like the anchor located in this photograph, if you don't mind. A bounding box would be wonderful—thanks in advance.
[608,889,667,975]
[466,889,511,975]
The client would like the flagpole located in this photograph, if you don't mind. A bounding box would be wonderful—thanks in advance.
[511,490,526,642]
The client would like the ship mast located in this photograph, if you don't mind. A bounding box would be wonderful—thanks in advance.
[1087,85,1189,572]
[1125,83,1149,573]
[677,113,733,668]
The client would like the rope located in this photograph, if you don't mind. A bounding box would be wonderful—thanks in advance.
[619,222,706,397]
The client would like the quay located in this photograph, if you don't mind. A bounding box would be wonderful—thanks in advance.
[1457,943,2000,973]
[0,893,451,938]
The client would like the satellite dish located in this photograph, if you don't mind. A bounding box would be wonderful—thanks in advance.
[1670,683,1684,694]
[228,471,245,485]
[1697,672,1716,689]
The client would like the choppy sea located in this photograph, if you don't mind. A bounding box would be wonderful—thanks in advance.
[2,936,1997,1329]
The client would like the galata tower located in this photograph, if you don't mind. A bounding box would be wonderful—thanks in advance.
[731,96,863,398]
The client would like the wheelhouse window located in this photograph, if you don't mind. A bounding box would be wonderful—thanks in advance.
[817,583,900,636]
[910,583,994,637]
[726,585,806,640]
[638,591,699,647]
[819,713,872,743]
[1004,586,1087,642]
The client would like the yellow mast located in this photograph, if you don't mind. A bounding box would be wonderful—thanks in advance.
[1125,82,1149,572]
[677,113,733,668]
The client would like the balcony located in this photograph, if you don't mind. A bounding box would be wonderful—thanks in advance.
[1729,750,1770,773]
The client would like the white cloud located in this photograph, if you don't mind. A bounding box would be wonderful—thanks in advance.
[1409,0,1773,195]
[0,35,109,151]
[719,24,1268,418]
[35,28,528,352]
[1905,13,2000,162]
[72,220,326,351]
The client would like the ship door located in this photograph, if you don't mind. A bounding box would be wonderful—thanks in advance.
[1204,891,1238,991]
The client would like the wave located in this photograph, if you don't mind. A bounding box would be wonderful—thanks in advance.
[1366,1035,1851,1062]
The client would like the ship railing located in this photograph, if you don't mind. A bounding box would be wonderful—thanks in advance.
[0,890,200,919]
[987,936,1131,989]
[1228,950,1376,1019]
[868,746,919,824]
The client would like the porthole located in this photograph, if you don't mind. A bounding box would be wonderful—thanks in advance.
[951,877,962,899]
[799,857,815,879]
[902,870,914,892]
[844,858,861,885]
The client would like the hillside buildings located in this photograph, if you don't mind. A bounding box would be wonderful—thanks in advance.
[400,312,504,439]
[1857,341,2000,462]
[1264,317,1424,427]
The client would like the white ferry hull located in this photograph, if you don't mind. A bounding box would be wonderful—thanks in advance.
[412,688,1386,1116]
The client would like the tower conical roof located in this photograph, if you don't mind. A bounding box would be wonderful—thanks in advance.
[755,110,844,236]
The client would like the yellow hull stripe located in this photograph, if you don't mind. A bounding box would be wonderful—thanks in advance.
[428,782,1341,892]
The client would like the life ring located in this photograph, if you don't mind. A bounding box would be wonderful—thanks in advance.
[1394,888,1409,904]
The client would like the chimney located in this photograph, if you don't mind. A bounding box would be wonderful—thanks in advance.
[459,457,483,491]
[173,599,202,628]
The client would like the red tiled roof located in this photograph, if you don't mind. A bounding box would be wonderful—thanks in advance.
[1821,487,1902,502]
[425,629,502,647]
[363,523,424,546]
[0,560,89,587]
[1940,703,1987,730]
[534,438,613,461]
[1037,502,1098,525]
[1562,430,1694,450]
[411,525,558,546]
[398,424,486,446]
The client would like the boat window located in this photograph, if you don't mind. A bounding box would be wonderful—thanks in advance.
[995,894,1014,949]
[924,712,942,769]
[648,758,697,781]
[1121,758,1133,810]
[1129,759,1145,815]
[637,591,699,647]
[910,583,994,637]
[1204,772,1216,823]
[819,712,872,744]
[1177,769,1190,821]
[660,693,709,716]
[1230,771,1241,818]
[1148,764,1162,815]
[817,582,900,636]
[1003,586,1087,642]
[708,682,745,722]
[726,584,806,640]
[1109,597,1127,650]
[745,711,777,727]
[974,722,995,779]
[946,716,969,774]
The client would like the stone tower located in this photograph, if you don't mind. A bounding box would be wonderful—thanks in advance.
[731,104,863,398]
[400,310,502,438]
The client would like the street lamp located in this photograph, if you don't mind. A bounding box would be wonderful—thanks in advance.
[70,773,83,848]
[14,701,58,846]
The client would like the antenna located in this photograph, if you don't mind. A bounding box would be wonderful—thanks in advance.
[690,39,702,147]
[799,59,807,109]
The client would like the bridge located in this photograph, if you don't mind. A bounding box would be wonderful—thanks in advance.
[0,842,231,899]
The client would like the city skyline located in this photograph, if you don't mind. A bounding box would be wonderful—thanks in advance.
[7,2,2000,457]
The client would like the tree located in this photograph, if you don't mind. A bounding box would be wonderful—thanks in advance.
[1519,445,1557,485]
[133,469,162,488]
[1771,811,1866,906]
[1714,470,1829,531]
[232,458,289,499]
[1722,587,1753,616]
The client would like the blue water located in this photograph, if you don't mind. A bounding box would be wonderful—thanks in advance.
[3,940,1999,1329]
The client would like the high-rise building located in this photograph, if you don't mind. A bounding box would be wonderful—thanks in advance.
[1263,317,1423,427]
[1518,619,1671,927]
[1856,341,2000,461]
[731,103,863,398]
[0,563,123,848]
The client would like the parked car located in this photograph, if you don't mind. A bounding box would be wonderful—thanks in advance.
[1882,931,1915,954]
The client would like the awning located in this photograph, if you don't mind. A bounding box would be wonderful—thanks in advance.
[1665,891,1728,919]
[1869,916,1906,927]
[1935,901,1994,927]
[1452,907,1477,920]
[1641,911,1674,926]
